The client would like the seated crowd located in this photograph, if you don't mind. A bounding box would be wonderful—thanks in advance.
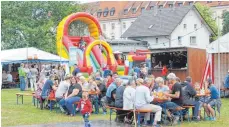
[35,68,221,126]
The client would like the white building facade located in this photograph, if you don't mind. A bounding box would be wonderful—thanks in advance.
[100,18,136,39]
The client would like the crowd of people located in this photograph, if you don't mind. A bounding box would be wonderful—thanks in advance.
[17,63,66,91]
[25,63,224,127]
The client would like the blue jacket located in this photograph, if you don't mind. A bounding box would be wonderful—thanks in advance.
[106,82,117,98]
[224,74,229,89]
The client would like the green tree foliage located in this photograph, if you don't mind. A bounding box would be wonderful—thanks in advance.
[1,1,84,54]
[222,11,229,35]
[195,3,218,40]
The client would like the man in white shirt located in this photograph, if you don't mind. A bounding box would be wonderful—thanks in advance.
[135,78,162,126]
[6,71,13,83]
[123,80,136,123]
[30,64,38,91]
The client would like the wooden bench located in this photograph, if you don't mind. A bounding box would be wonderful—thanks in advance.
[182,105,195,122]
[16,92,35,105]
[106,106,152,125]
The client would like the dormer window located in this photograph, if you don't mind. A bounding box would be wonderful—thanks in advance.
[169,4,173,8]
[110,7,115,16]
[150,6,154,10]
[132,8,136,14]
[124,9,128,15]
[178,3,183,6]
[103,8,109,17]
[188,2,193,5]
[97,9,102,18]
[141,7,145,13]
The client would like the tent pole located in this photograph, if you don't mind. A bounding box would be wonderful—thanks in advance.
[217,14,221,95]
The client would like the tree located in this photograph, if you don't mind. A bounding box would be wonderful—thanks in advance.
[1,1,85,54]
[195,3,218,41]
[222,11,229,35]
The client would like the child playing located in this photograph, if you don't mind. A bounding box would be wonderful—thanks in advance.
[76,92,92,127]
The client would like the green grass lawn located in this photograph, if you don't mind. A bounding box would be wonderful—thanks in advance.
[1,88,229,127]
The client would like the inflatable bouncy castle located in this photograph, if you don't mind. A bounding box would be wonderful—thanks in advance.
[56,12,126,76]
[127,50,151,75]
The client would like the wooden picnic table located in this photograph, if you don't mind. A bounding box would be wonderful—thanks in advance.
[196,93,210,97]
[16,92,35,105]
[153,97,169,103]
[88,91,100,95]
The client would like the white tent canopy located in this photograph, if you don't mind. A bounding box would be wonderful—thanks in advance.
[207,32,229,53]
[1,47,68,64]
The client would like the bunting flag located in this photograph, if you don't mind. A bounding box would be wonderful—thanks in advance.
[200,54,214,88]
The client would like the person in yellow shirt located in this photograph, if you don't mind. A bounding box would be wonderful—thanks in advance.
[18,63,26,91]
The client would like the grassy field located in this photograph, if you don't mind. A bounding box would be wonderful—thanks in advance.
[1,88,229,127]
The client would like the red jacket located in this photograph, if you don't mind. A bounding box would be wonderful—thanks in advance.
[162,66,168,76]
[77,99,92,115]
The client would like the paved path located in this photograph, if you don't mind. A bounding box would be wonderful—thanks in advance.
[10,120,133,127]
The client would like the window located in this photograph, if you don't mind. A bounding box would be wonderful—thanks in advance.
[156,38,158,43]
[124,9,128,15]
[188,2,193,5]
[150,6,154,10]
[178,3,183,6]
[97,9,102,18]
[207,1,212,3]
[103,8,109,17]
[159,5,163,8]
[184,24,187,29]
[123,22,126,29]
[111,23,115,30]
[141,7,145,12]
[194,24,197,30]
[110,7,115,16]
[132,8,136,14]
[169,4,173,8]
[178,36,182,45]
[111,36,115,39]
[190,36,196,45]
[103,24,106,31]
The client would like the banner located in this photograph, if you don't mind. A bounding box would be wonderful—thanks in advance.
[200,54,214,88]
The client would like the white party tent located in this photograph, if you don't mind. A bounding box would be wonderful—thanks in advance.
[207,32,229,53]
[1,47,68,64]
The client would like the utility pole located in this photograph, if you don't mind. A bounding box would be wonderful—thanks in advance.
[217,13,221,95]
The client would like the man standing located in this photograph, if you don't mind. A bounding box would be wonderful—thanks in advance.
[224,70,229,89]
[18,63,26,91]
[30,64,38,91]
[72,64,80,76]
[161,65,168,80]
[24,64,31,90]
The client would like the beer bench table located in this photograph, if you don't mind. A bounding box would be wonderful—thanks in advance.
[106,106,152,125]
[16,92,35,105]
